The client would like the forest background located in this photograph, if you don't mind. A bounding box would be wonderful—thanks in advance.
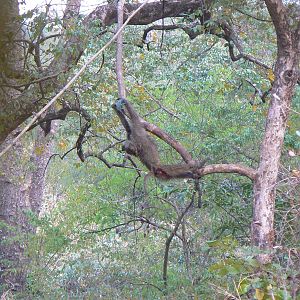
[0,0,299,299]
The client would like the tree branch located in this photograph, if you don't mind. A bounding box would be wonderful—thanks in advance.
[0,71,64,89]
[232,7,272,22]
[85,0,209,27]
[116,0,126,98]
[112,103,256,180]
[138,216,183,240]
[141,119,193,163]
[219,21,272,70]
[245,79,271,103]
[163,197,194,288]
[198,163,257,180]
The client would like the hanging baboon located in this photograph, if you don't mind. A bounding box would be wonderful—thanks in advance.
[112,98,205,180]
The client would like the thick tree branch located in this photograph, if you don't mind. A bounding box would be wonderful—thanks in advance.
[85,0,209,26]
[110,101,257,180]
[142,22,202,44]
[142,119,256,181]
[198,164,257,180]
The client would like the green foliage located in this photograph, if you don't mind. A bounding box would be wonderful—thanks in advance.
[207,237,297,299]
[17,1,300,299]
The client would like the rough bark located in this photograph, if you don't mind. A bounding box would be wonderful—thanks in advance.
[0,135,30,291]
[86,0,208,26]
[0,0,80,291]
[28,127,57,216]
[0,0,24,80]
[251,0,300,263]
[0,128,55,291]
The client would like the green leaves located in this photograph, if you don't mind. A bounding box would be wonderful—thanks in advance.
[19,0,299,298]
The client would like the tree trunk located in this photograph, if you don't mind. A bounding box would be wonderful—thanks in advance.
[0,129,54,292]
[251,0,300,263]
[28,128,56,217]
[0,135,30,291]
[0,0,23,80]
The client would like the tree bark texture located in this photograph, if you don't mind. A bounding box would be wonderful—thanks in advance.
[0,0,23,80]
[251,0,300,263]
[0,129,55,291]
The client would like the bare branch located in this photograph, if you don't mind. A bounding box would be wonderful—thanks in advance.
[43,146,77,176]
[116,0,126,98]
[85,0,209,27]
[142,21,206,43]
[76,122,91,162]
[198,164,257,180]
[143,24,180,43]
[28,101,91,132]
